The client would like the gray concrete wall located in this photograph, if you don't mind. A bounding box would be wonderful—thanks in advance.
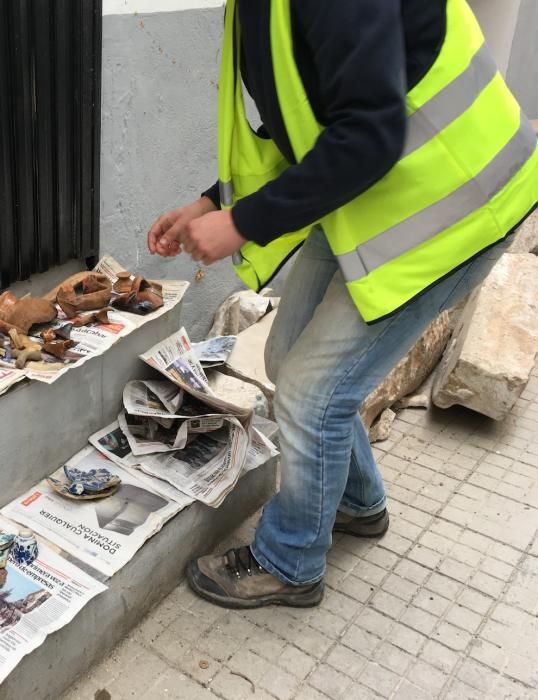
[507,0,538,118]
[469,0,537,118]
[469,0,522,75]
[100,7,244,341]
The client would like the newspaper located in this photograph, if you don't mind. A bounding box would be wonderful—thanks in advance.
[0,368,26,395]
[2,447,182,578]
[0,515,106,684]
[133,328,279,505]
[90,418,278,508]
[140,328,252,417]
[192,335,237,368]
[0,256,188,395]
[122,380,228,454]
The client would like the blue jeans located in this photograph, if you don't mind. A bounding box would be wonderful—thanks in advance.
[251,225,510,585]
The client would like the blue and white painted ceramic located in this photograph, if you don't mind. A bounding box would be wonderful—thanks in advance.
[63,465,121,494]
[12,530,38,566]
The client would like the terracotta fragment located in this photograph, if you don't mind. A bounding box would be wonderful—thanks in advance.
[0,296,57,334]
[43,339,75,359]
[56,274,112,317]
[71,309,110,327]
[112,276,164,314]
[12,348,42,369]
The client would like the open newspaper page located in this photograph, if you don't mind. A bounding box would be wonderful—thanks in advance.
[0,256,188,395]
[90,418,278,508]
[0,368,25,395]
[121,381,231,455]
[1,448,182,578]
[0,515,106,684]
[88,423,196,508]
[139,328,251,418]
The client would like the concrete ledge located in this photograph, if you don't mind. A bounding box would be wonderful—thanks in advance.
[1,460,277,700]
[1,305,182,508]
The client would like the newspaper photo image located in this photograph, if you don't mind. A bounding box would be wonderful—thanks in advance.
[2,448,182,578]
[0,515,106,684]
[122,381,229,455]
[90,416,278,509]
[140,328,252,417]
[192,335,237,368]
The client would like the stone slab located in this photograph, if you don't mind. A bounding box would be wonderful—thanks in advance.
[433,253,538,419]
[509,208,538,254]
[223,310,276,405]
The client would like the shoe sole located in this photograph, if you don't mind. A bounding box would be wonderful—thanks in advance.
[187,562,324,610]
[333,513,390,538]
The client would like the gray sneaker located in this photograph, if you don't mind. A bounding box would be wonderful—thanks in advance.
[187,546,324,609]
[333,509,389,538]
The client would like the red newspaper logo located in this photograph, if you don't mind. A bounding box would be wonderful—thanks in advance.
[22,492,41,507]
[97,322,124,335]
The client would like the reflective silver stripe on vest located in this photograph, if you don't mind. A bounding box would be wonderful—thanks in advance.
[219,180,234,207]
[404,43,497,158]
[338,115,537,282]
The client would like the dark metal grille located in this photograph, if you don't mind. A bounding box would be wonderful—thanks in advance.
[0,0,102,289]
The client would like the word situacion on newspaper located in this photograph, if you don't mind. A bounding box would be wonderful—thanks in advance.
[0,515,106,684]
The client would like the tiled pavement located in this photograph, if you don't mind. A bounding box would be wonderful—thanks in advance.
[64,369,538,700]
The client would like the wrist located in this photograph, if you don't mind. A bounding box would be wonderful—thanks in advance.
[198,196,219,215]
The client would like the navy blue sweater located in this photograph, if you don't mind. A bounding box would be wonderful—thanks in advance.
[204,1,447,246]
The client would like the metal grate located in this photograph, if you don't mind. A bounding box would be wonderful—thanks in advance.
[0,0,102,289]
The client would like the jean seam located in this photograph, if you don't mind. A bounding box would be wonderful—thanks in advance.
[315,313,401,546]
[251,541,325,586]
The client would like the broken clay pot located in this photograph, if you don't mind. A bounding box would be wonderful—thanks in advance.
[56,274,112,318]
[0,296,57,335]
[112,275,164,315]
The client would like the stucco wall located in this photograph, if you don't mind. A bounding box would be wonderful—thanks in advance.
[100,5,245,340]
[507,0,538,118]
[469,0,522,75]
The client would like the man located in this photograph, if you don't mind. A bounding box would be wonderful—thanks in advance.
[148,0,538,609]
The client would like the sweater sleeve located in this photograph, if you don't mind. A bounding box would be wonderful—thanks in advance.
[201,181,221,210]
[232,0,407,246]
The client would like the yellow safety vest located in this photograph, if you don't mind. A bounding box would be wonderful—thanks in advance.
[218,0,538,322]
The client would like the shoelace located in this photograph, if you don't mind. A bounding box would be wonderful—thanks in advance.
[225,546,265,579]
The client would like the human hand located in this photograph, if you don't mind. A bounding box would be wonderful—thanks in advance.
[147,196,217,257]
[179,210,247,265]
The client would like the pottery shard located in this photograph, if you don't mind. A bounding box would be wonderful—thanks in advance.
[360,311,452,432]
[433,253,538,420]
[0,296,57,335]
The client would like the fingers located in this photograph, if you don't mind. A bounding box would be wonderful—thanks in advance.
[147,216,165,254]
[155,217,187,256]
[148,212,177,255]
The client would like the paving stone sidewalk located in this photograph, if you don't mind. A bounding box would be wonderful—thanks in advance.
[64,368,538,700]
